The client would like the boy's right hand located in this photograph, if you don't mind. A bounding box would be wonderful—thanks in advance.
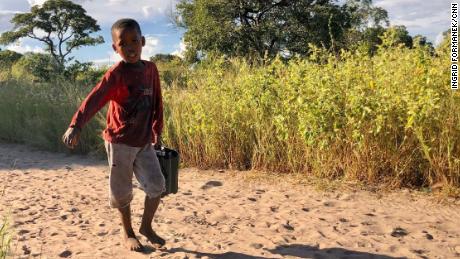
[62,127,81,149]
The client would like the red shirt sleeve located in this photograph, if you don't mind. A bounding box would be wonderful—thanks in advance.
[70,70,117,129]
[151,63,163,143]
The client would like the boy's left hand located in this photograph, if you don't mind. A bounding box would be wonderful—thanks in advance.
[62,127,81,149]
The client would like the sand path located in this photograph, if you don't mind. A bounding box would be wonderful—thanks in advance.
[0,143,459,259]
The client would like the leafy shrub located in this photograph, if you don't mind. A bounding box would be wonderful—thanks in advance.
[11,53,61,82]
[162,43,459,189]
[0,78,105,154]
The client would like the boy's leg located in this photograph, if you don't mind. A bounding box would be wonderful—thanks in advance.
[133,144,166,247]
[139,195,166,247]
[105,141,144,251]
[118,204,144,252]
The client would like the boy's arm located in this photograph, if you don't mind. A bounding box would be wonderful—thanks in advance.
[63,71,116,149]
[70,71,116,129]
[152,64,163,147]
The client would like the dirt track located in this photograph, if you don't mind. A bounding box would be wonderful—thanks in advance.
[1,143,459,259]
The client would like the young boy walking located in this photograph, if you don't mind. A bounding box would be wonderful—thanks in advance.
[62,18,166,252]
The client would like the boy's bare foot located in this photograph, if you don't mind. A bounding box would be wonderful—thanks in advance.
[139,227,166,247]
[124,233,144,252]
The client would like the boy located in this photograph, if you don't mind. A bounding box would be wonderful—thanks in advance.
[62,18,166,252]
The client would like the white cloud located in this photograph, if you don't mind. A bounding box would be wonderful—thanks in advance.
[142,35,160,59]
[374,0,450,43]
[27,0,47,7]
[171,39,186,58]
[0,10,22,15]
[0,11,21,32]
[5,41,45,54]
[142,6,163,18]
[434,31,445,46]
[391,12,444,29]
[80,0,179,26]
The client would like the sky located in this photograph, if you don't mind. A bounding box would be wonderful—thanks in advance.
[0,0,452,66]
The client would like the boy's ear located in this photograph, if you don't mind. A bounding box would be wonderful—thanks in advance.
[112,43,117,53]
[141,36,145,47]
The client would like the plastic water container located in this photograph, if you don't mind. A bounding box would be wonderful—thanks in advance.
[155,146,179,196]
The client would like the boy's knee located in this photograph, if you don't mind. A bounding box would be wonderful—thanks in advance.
[109,192,133,209]
[145,178,166,199]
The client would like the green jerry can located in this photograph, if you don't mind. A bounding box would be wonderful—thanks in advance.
[156,146,179,196]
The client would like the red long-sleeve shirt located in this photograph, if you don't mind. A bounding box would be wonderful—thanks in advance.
[69,60,163,147]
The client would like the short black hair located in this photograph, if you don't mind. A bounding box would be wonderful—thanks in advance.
[111,18,142,38]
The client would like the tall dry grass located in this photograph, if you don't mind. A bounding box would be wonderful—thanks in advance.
[0,217,10,259]
[0,78,105,154]
[162,44,459,190]
[0,43,458,192]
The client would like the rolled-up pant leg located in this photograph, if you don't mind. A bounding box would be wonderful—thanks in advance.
[105,141,139,208]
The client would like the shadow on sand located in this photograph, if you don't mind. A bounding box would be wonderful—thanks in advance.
[162,244,407,259]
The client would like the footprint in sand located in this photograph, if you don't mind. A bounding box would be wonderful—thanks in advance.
[18,205,30,211]
[323,201,334,207]
[250,243,264,249]
[255,189,266,194]
[282,221,295,231]
[97,230,108,236]
[18,229,30,235]
[200,180,223,190]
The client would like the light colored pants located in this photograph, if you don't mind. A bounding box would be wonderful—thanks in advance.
[104,141,166,208]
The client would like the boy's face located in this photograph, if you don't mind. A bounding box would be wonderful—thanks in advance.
[112,27,145,64]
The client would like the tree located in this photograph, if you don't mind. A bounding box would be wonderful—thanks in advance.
[175,0,390,62]
[150,54,187,87]
[11,53,61,82]
[176,0,357,62]
[64,61,107,85]
[380,25,413,48]
[0,49,23,81]
[340,0,388,54]
[0,0,103,69]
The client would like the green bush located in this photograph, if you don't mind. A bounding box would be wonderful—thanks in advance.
[11,53,61,82]
[0,78,105,154]
[162,43,459,189]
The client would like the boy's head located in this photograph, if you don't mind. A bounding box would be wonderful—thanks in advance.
[111,18,145,64]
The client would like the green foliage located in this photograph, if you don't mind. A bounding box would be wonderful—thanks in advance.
[380,25,413,48]
[11,53,61,82]
[0,78,105,154]
[175,0,390,62]
[0,0,103,68]
[161,44,459,189]
[0,50,22,81]
[150,54,188,87]
[64,61,108,86]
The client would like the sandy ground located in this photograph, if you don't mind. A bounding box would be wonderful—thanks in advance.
[0,143,460,259]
